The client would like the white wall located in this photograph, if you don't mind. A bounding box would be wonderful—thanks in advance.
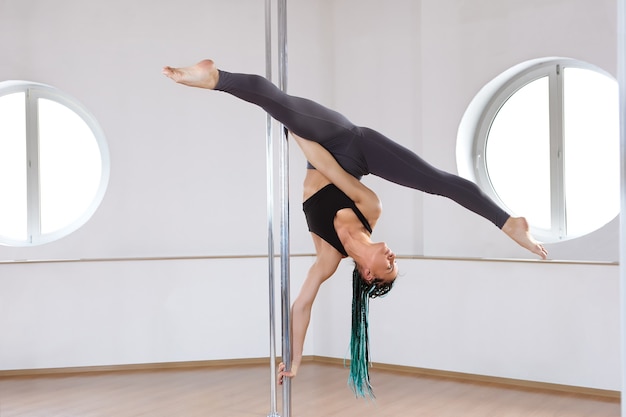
[418,0,619,261]
[0,258,279,369]
[0,0,620,392]
[314,258,620,391]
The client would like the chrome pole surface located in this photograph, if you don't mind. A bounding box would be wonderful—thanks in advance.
[277,0,291,416]
[265,0,279,416]
[618,1,625,416]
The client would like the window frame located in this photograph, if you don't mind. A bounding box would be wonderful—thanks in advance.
[0,80,110,247]
[459,58,619,243]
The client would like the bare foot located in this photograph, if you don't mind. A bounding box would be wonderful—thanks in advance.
[502,217,548,260]
[162,59,219,89]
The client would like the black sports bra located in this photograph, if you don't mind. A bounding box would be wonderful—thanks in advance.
[302,184,372,257]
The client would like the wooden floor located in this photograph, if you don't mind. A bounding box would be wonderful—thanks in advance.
[0,362,620,417]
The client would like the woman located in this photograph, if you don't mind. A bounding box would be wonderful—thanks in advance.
[161,60,548,396]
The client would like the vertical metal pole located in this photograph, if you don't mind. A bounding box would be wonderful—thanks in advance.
[277,0,291,416]
[265,1,279,416]
[618,1,625,417]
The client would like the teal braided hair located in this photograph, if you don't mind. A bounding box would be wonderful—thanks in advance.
[347,265,394,398]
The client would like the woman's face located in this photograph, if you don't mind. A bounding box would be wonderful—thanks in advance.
[367,242,398,283]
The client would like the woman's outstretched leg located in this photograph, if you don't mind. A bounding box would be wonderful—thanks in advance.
[163,59,355,144]
[358,128,548,259]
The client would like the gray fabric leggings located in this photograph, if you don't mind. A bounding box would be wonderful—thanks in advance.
[215,70,510,229]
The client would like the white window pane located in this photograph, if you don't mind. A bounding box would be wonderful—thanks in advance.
[486,77,551,230]
[0,93,27,241]
[38,98,103,234]
[563,68,620,237]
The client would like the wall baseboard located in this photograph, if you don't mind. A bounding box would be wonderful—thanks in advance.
[0,356,619,401]
[0,357,271,377]
[311,356,619,400]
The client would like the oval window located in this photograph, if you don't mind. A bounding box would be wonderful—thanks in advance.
[0,81,110,246]
[458,58,620,243]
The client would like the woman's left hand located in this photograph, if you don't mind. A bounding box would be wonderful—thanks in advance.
[278,362,298,385]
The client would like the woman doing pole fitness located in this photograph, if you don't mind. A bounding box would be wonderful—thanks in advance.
[162,59,548,397]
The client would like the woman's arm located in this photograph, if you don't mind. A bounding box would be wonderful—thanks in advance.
[292,134,381,220]
[278,237,342,383]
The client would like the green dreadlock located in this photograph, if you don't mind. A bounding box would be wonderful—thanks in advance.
[347,266,394,398]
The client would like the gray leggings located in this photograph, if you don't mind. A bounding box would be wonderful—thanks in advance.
[215,70,510,229]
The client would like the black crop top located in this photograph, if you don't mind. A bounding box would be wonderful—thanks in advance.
[302,184,372,257]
